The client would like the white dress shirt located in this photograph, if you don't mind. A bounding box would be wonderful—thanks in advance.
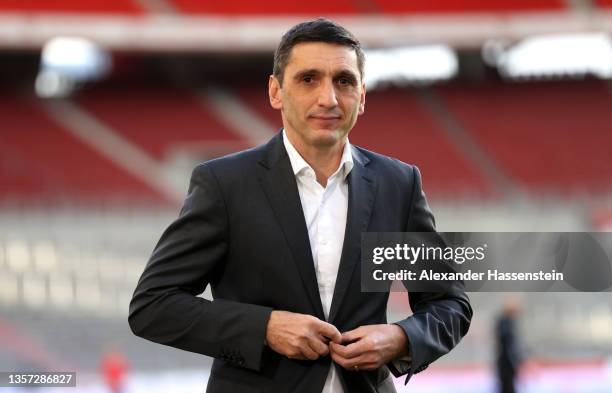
[283,130,352,393]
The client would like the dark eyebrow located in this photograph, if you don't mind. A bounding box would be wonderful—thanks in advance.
[334,70,358,83]
[292,68,359,82]
[293,69,321,81]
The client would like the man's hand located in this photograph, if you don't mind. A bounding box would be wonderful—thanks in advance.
[266,310,342,360]
[329,324,408,371]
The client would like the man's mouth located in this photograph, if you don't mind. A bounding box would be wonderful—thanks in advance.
[310,115,341,120]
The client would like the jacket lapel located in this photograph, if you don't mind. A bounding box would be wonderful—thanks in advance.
[257,133,326,320]
[328,147,377,324]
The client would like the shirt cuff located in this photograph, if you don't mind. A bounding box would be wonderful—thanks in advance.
[388,354,412,377]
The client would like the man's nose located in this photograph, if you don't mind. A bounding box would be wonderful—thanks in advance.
[317,80,338,108]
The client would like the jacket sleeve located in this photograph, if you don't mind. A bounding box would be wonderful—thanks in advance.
[128,164,273,372]
[389,166,473,383]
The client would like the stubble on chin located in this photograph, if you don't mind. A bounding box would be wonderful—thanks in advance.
[308,128,347,149]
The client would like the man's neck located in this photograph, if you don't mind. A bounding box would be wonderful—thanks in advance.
[285,129,345,188]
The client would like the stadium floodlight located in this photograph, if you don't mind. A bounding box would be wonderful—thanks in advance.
[485,33,612,80]
[364,45,458,89]
[35,36,111,98]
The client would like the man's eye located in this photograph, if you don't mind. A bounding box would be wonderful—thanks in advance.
[337,78,352,86]
[303,76,314,83]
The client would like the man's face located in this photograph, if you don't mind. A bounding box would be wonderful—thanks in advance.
[269,42,366,150]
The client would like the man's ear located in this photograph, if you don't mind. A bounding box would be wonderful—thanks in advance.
[269,75,282,110]
[358,82,366,115]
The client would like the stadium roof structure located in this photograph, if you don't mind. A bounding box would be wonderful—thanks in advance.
[1,11,612,51]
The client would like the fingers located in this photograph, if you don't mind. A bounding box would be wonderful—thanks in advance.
[330,339,381,371]
[311,334,331,356]
[299,340,320,360]
[288,335,328,360]
[329,339,365,359]
[265,311,342,361]
[330,350,378,371]
[296,319,343,359]
[327,326,368,359]
[329,326,380,370]
[315,320,342,344]
[341,326,366,344]
[286,315,336,360]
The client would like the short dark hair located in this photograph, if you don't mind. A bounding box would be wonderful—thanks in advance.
[273,18,365,86]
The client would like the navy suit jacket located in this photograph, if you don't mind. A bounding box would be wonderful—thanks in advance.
[129,132,472,393]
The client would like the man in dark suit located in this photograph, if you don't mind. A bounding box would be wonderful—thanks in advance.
[496,298,523,393]
[129,18,472,393]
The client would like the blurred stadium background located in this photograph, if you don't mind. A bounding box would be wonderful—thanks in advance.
[1,0,612,392]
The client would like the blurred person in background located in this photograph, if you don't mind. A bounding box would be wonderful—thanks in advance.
[99,346,129,393]
[129,18,472,393]
[496,297,524,393]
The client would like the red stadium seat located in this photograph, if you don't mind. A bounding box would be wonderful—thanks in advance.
[437,81,612,195]
[594,0,612,8]
[76,86,247,161]
[372,0,565,13]
[349,88,493,199]
[0,0,143,14]
[0,95,167,204]
[170,0,360,15]
[0,0,567,16]
[231,84,282,130]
